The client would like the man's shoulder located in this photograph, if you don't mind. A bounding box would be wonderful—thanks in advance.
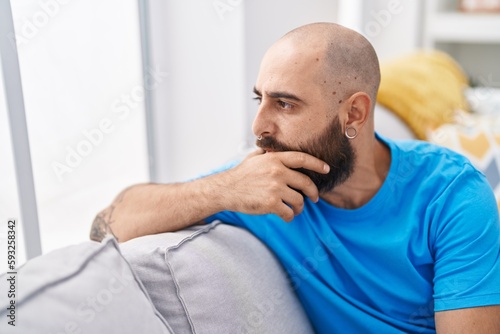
[385,136,477,174]
[381,136,489,206]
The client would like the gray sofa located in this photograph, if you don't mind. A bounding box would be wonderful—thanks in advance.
[0,221,314,333]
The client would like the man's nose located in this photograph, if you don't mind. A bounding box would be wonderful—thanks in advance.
[252,102,275,139]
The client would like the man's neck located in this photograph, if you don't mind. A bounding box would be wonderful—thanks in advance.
[320,137,391,209]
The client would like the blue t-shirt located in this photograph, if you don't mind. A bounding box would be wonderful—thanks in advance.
[206,135,500,333]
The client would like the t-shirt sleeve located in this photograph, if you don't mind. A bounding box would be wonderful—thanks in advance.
[206,210,249,228]
[431,164,500,311]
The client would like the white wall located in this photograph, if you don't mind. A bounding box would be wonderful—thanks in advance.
[360,0,422,62]
[148,0,246,182]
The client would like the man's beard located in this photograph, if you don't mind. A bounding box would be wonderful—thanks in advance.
[256,116,355,193]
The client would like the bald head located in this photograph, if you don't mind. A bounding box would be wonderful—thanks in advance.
[279,23,380,109]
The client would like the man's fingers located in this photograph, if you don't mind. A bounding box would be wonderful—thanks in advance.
[281,188,306,216]
[286,170,320,202]
[277,202,295,222]
[245,148,265,159]
[277,151,330,175]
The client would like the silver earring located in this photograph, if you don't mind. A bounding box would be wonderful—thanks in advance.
[345,127,357,139]
[257,135,263,141]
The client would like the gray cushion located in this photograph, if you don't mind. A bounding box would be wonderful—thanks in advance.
[120,221,314,334]
[0,237,173,334]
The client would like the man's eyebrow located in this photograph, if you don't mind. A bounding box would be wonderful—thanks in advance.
[252,86,305,104]
[253,86,261,96]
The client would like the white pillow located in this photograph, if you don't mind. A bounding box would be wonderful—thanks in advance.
[0,237,172,334]
[465,87,500,115]
[374,104,415,140]
[120,221,315,334]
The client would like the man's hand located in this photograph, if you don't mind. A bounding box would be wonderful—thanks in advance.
[89,188,128,242]
[215,148,330,222]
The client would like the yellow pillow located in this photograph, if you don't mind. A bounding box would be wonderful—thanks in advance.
[377,51,469,139]
[428,111,500,211]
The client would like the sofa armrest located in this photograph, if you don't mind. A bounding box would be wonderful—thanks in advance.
[120,221,314,334]
[0,238,172,334]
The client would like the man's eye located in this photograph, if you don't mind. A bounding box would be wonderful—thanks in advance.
[253,96,262,105]
[278,101,293,109]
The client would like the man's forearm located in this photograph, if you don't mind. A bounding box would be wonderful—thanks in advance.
[89,149,329,242]
[89,177,224,242]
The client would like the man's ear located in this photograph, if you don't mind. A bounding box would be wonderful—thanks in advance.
[345,92,372,130]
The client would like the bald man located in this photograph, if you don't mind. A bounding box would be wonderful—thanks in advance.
[90,23,500,333]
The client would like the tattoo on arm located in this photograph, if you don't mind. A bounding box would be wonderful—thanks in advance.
[89,189,128,242]
[89,211,117,242]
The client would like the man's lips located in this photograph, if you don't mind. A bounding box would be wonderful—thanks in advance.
[256,143,273,153]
